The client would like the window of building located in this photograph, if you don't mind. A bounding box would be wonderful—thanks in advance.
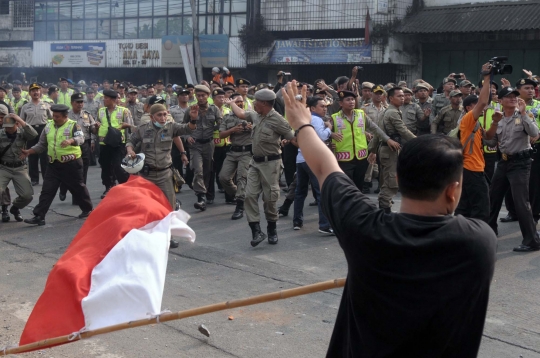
[34,0,247,40]
[0,1,9,15]
[14,0,34,28]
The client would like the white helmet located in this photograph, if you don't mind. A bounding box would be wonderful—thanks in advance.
[121,153,145,174]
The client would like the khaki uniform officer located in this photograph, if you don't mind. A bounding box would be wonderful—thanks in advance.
[401,87,425,134]
[229,89,293,247]
[414,83,433,135]
[21,104,93,226]
[429,77,455,122]
[58,93,97,202]
[20,83,53,186]
[183,85,222,211]
[219,94,253,220]
[431,90,463,135]
[126,103,196,210]
[375,87,416,213]
[125,87,145,127]
[0,110,37,222]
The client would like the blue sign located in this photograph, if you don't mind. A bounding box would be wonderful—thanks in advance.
[50,43,106,52]
[269,39,371,64]
[161,35,228,68]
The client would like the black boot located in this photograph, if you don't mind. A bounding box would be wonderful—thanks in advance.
[500,213,518,222]
[24,215,45,226]
[380,206,391,214]
[231,200,244,220]
[249,222,267,247]
[194,194,207,211]
[9,206,23,222]
[267,221,278,245]
[170,239,179,249]
[1,205,9,222]
[278,198,293,217]
[361,181,371,194]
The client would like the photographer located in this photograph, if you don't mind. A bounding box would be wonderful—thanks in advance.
[281,81,496,357]
[488,85,540,252]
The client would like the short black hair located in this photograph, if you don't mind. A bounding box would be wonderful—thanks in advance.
[462,95,479,112]
[397,135,463,201]
[336,76,349,86]
[230,93,242,100]
[387,87,402,98]
[307,96,323,108]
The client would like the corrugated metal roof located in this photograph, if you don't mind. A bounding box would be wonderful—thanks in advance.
[397,1,540,34]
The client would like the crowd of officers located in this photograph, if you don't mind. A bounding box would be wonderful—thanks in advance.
[1,66,540,251]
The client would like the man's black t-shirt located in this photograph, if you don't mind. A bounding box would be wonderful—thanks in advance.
[321,172,497,358]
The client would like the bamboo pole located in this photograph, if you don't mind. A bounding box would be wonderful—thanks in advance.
[2,278,346,355]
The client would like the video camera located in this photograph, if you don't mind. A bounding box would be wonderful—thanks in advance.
[488,56,513,75]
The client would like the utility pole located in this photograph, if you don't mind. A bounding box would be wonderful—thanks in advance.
[189,0,203,83]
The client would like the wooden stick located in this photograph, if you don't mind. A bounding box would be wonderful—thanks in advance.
[2,278,346,355]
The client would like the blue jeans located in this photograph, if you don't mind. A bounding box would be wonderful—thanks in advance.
[293,162,330,230]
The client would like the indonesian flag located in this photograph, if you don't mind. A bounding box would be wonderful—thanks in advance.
[19,176,195,349]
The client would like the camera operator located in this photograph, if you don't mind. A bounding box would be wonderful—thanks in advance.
[281,81,496,357]
[488,84,540,252]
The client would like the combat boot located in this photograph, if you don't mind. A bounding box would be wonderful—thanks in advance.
[267,221,278,245]
[9,206,23,222]
[231,200,244,220]
[278,198,293,217]
[1,205,9,222]
[249,222,267,247]
[361,181,372,194]
[194,194,206,211]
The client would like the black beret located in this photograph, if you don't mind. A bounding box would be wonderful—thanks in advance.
[103,89,118,98]
[51,104,70,112]
[71,93,84,102]
[212,88,226,96]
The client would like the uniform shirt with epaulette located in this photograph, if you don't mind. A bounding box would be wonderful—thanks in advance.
[83,99,100,121]
[220,113,252,147]
[20,101,53,126]
[429,93,450,123]
[495,110,539,155]
[363,102,388,128]
[169,93,178,107]
[431,104,463,135]
[246,109,293,157]
[68,109,95,142]
[379,104,416,143]
[125,101,145,127]
[401,102,425,134]
[169,105,189,124]
[126,121,193,169]
[182,103,222,140]
[0,125,38,162]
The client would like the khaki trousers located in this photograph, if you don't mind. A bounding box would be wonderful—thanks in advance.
[244,159,281,223]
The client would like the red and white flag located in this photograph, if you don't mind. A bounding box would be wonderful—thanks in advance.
[19,176,195,348]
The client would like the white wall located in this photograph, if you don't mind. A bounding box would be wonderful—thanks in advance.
[424,0,521,6]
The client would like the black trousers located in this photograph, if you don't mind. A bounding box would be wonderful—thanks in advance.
[455,169,489,223]
[98,144,129,188]
[33,159,93,218]
[27,124,48,183]
[488,158,540,247]
[211,145,234,202]
[282,143,298,187]
[338,158,369,190]
[504,144,540,220]
[60,140,91,197]
[483,152,498,183]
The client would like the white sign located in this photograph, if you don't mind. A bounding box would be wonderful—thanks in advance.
[377,0,389,14]
[50,43,106,67]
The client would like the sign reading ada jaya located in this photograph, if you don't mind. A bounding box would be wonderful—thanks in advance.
[269,39,371,64]
[50,43,106,67]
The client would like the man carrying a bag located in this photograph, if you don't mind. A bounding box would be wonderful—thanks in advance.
[97,89,133,198]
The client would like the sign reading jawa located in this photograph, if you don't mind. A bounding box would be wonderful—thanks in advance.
[119,43,160,66]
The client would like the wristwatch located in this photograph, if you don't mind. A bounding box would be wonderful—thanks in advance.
[180,151,187,155]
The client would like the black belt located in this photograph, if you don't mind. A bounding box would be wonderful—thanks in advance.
[230,145,252,152]
[148,165,172,172]
[0,161,25,168]
[500,149,531,162]
[253,154,281,163]
[32,124,46,128]
[195,138,212,144]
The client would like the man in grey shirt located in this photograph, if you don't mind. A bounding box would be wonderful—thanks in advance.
[487,86,540,252]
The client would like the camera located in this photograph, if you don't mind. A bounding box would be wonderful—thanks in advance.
[488,56,513,75]
[241,120,248,131]
[355,66,364,71]
[454,74,462,79]
[277,71,291,78]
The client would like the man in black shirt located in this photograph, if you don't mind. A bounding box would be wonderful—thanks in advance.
[281,81,497,358]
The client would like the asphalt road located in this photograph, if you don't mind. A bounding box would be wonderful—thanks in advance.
[0,166,539,357]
